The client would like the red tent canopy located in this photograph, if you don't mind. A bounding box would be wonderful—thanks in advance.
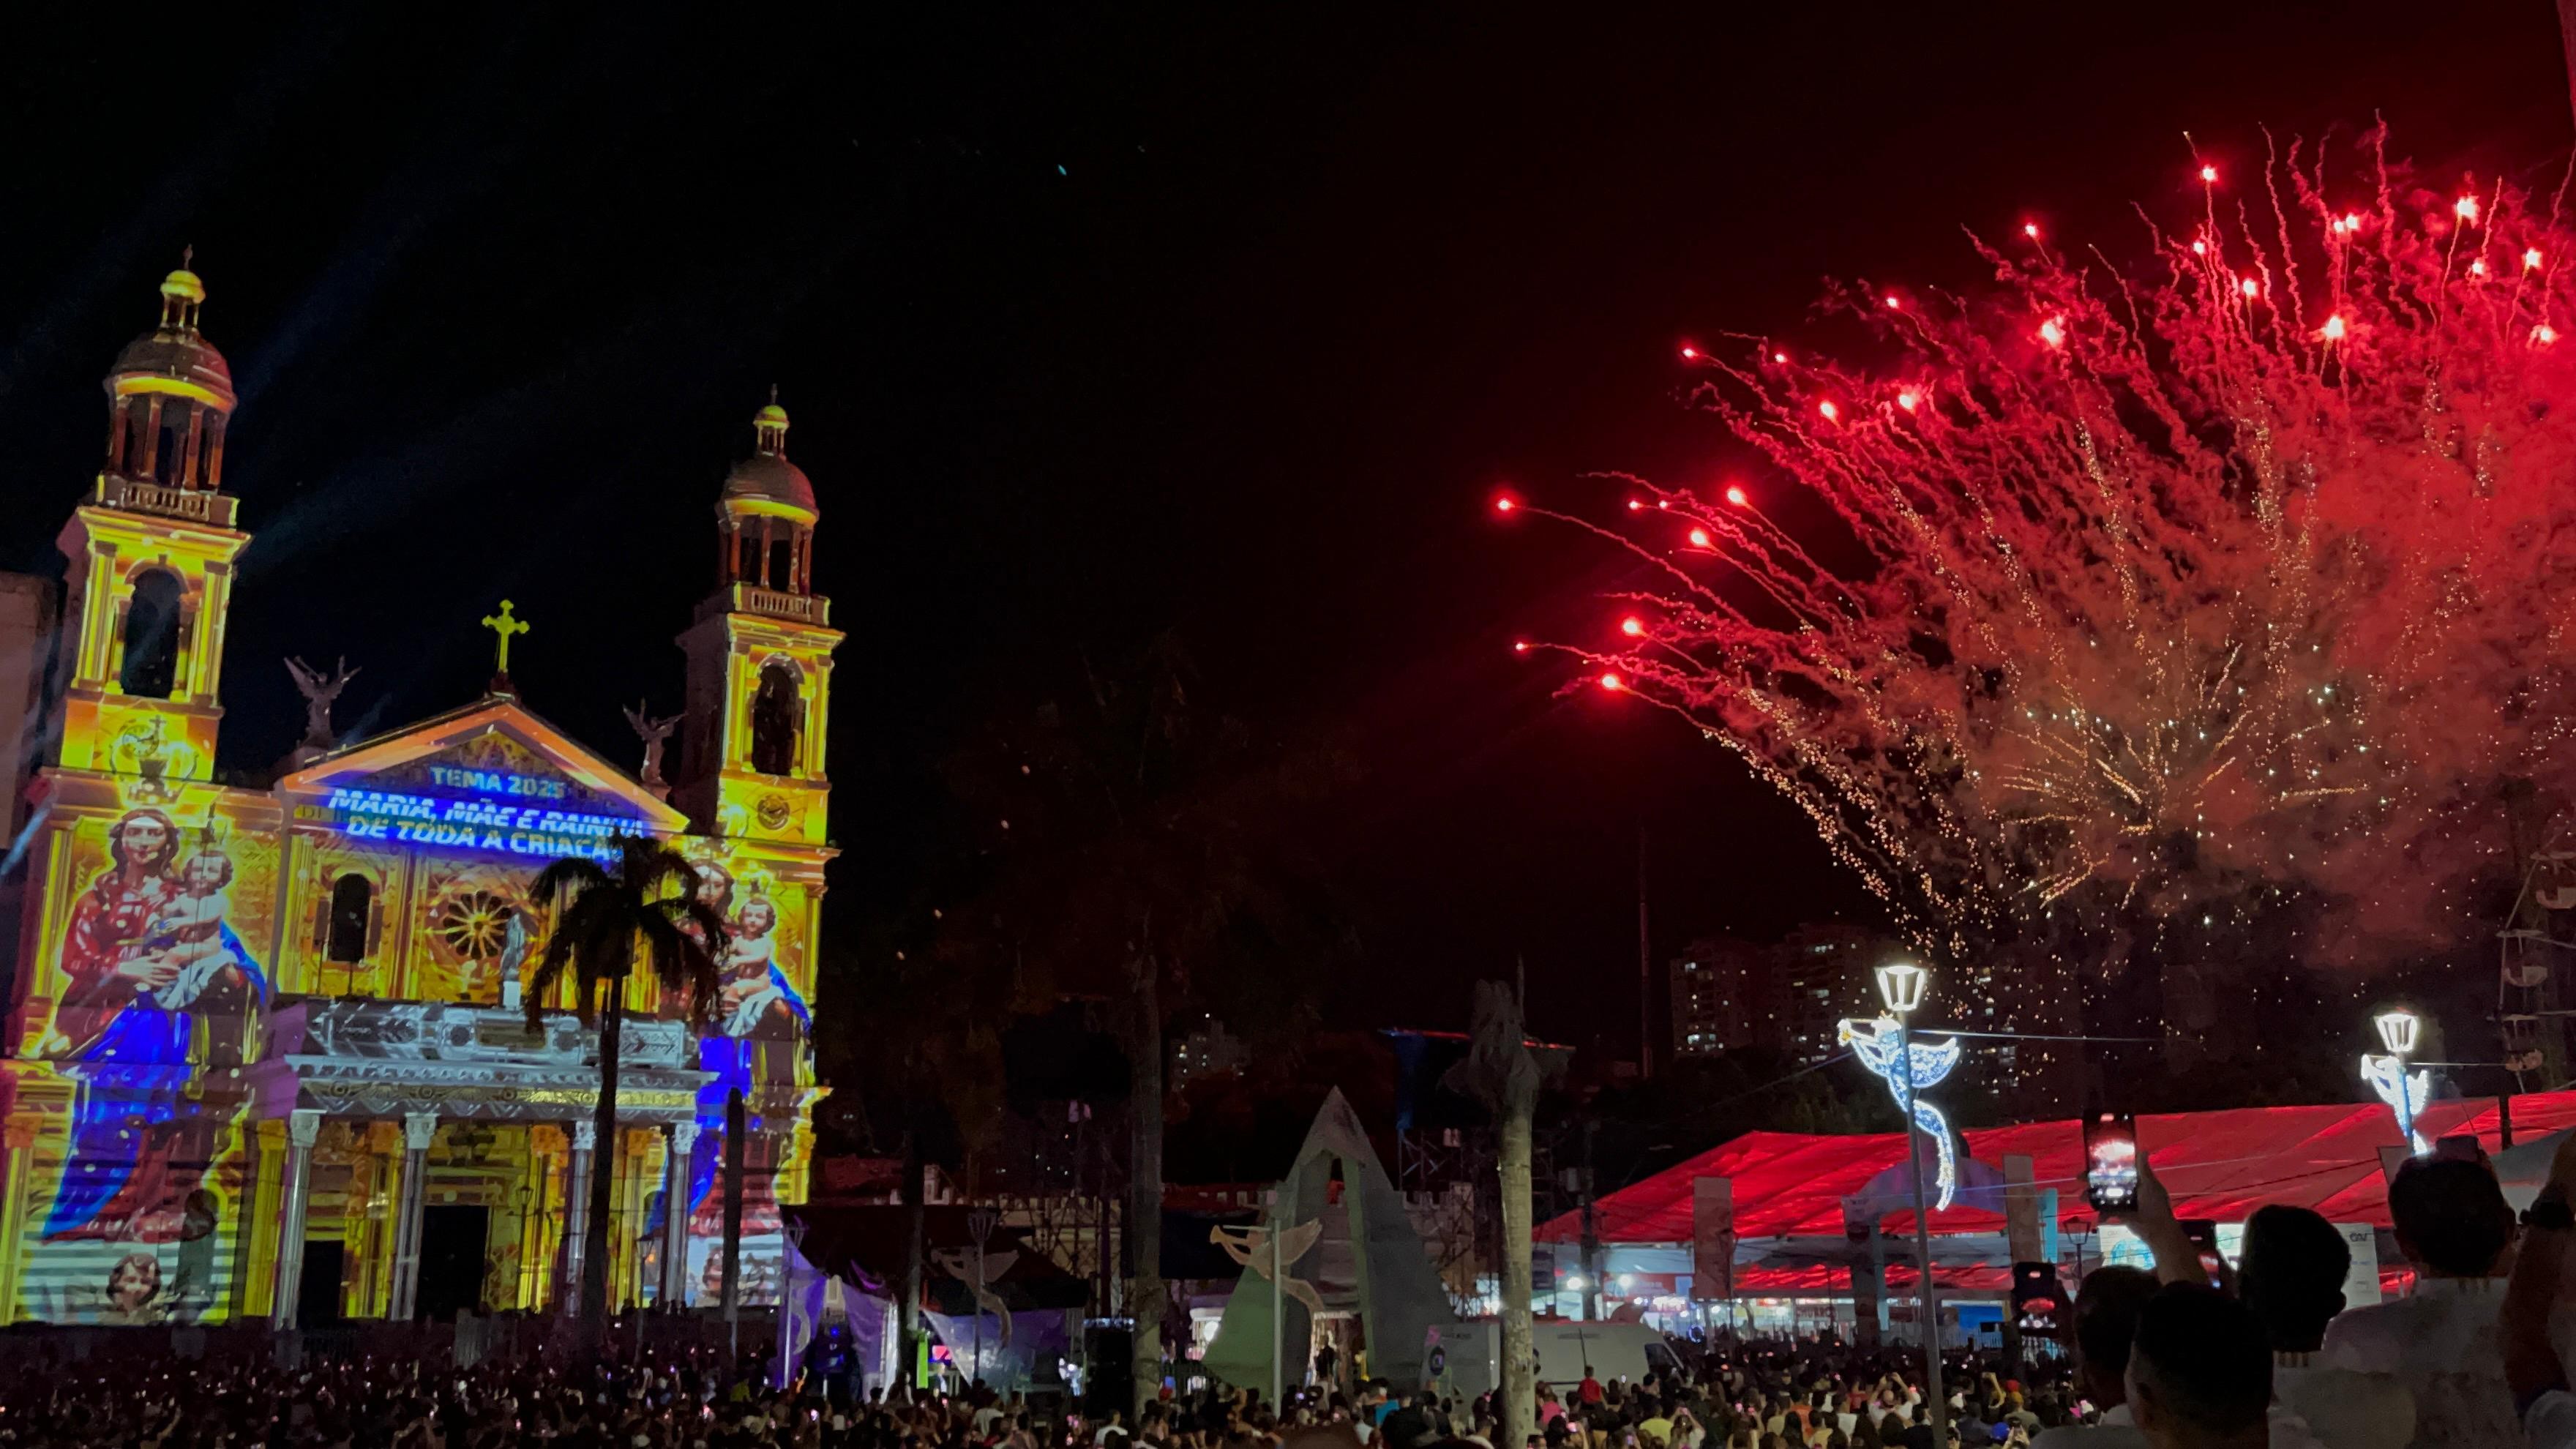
[1540,1091,2576,1243]
[1724,1262,2015,1294]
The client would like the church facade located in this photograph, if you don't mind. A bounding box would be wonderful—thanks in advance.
[0,264,839,1326]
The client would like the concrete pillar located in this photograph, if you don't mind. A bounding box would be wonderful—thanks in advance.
[270,1109,322,1330]
[562,1118,596,1315]
[662,1122,698,1308]
[386,1112,438,1320]
[1849,1228,1884,1347]
[2003,1153,2041,1368]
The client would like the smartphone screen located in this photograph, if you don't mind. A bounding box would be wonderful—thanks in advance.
[2083,1112,2139,1213]
[2180,1218,2224,1287]
[2435,1135,2482,1164]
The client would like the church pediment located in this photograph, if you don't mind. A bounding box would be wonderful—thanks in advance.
[276,695,690,845]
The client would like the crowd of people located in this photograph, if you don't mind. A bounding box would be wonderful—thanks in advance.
[0,1338,2066,1449]
[9,1134,2576,1449]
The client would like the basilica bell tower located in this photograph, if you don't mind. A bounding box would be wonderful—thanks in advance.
[50,260,249,785]
[673,394,842,844]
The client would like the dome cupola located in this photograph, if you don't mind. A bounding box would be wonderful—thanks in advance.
[102,251,236,495]
[714,389,818,601]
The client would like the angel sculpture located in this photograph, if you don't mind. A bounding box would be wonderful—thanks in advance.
[284,656,360,749]
[1837,1015,1964,1211]
[929,1245,1020,1346]
[623,700,681,789]
[1210,1218,1325,1317]
[2360,1052,2432,1155]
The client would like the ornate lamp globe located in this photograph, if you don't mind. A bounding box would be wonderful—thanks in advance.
[2374,1009,2421,1057]
[1875,960,1930,1016]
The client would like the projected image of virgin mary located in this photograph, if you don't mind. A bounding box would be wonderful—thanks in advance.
[659,869,809,1256]
[43,810,268,1242]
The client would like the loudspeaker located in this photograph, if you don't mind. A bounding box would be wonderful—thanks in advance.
[1082,1324,1135,1418]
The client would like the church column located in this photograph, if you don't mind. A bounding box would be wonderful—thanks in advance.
[661,1123,697,1308]
[203,412,227,489]
[139,394,165,480]
[270,1109,322,1330]
[104,397,128,473]
[386,1112,437,1320]
[0,1117,40,1326]
[179,401,205,487]
[562,1118,596,1314]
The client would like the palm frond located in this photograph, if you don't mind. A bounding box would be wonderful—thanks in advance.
[527,927,583,1028]
[528,839,732,1034]
[615,836,697,896]
[532,856,613,907]
[638,906,724,1023]
[531,888,631,1027]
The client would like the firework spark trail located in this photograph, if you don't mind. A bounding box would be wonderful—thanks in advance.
[1516,132,2576,970]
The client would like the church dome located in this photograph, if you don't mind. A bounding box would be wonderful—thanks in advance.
[107,267,236,409]
[723,454,817,514]
[720,396,817,519]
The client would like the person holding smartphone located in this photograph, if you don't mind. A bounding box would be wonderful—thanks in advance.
[2101,1153,2231,1296]
[2236,1205,2411,1449]
[2505,1130,2576,1448]
[2317,1152,2517,1448]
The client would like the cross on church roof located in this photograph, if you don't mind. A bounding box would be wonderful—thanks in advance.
[482,599,531,692]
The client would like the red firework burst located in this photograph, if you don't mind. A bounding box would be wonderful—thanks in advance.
[1516,133,2576,971]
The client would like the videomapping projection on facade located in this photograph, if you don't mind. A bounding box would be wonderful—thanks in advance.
[0,263,842,1326]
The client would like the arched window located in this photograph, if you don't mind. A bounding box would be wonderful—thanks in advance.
[119,569,184,698]
[326,873,373,963]
[749,659,802,776]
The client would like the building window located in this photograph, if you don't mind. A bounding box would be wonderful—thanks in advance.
[119,569,185,698]
[749,659,802,776]
[327,873,372,963]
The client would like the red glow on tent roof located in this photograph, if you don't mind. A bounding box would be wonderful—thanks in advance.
[1536,1091,2576,1243]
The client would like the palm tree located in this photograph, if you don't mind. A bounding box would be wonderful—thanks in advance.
[1448,981,1540,1449]
[926,636,1349,1415]
[524,834,725,1354]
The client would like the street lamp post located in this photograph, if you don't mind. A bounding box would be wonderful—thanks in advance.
[1876,962,1947,1449]
[968,1206,1000,1388]
[2361,1008,2427,1152]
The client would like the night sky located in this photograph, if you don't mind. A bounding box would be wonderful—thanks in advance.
[0,4,2566,1054]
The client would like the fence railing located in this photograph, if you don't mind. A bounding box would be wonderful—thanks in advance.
[0,1309,781,1370]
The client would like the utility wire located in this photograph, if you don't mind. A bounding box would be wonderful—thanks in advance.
[1934,1029,2165,1043]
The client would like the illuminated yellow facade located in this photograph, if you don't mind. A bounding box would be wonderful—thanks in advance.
[0,266,839,1327]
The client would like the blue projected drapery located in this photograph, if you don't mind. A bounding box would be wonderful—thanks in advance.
[644,966,812,1240]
